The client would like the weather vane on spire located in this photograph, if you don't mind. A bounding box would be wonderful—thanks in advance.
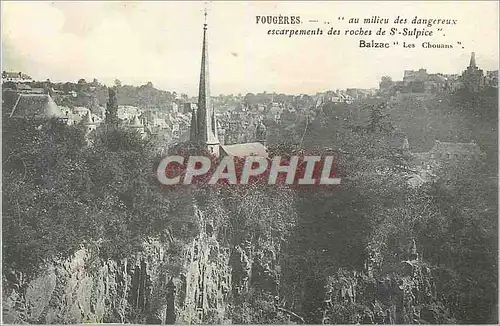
[203,1,210,27]
[204,3,208,22]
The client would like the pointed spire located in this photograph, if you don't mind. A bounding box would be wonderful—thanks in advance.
[197,8,210,141]
[130,115,142,128]
[469,52,477,68]
[191,5,219,149]
[46,93,64,118]
[83,110,94,125]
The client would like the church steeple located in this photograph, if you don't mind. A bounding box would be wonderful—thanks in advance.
[469,52,477,68]
[190,7,219,156]
[462,51,484,92]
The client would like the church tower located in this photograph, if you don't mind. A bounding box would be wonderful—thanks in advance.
[469,51,477,68]
[190,10,220,156]
[462,52,484,93]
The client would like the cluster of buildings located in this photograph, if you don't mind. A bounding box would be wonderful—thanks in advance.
[3,82,150,142]
[2,17,490,182]
[379,52,499,94]
[2,80,59,95]
[212,87,378,145]
[1,74,196,147]
[2,71,33,84]
[360,132,486,188]
[314,88,378,106]
[7,91,103,132]
[216,101,298,142]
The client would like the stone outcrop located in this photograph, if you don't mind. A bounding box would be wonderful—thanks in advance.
[2,203,235,324]
[321,241,453,324]
[177,233,231,324]
[3,241,162,324]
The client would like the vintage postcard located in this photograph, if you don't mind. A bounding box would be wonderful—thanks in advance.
[2,1,498,324]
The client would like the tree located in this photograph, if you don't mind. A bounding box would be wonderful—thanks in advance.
[420,159,498,324]
[114,79,122,87]
[2,118,88,273]
[366,101,395,134]
[379,76,393,91]
[2,118,196,275]
[244,93,257,107]
[105,87,119,126]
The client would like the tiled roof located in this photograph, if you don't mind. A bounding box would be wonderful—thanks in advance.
[16,83,32,90]
[83,111,95,125]
[10,94,64,119]
[221,142,268,158]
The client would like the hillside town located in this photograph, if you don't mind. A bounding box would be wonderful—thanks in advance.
[2,2,498,324]
[2,50,497,190]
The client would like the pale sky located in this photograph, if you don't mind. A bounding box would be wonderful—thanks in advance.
[2,1,499,96]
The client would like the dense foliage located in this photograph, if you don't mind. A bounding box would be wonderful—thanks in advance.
[224,91,497,324]
[266,92,497,324]
[104,87,120,126]
[2,119,196,275]
[2,87,497,324]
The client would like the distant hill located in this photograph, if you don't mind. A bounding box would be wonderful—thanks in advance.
[295,88,497,168]
[387,88,498,159]
[2,80,184,114]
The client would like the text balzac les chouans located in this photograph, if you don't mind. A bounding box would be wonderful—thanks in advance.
[256,15,458,49]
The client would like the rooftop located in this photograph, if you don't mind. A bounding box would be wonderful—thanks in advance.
[221,142,268,158]
[10,93,65,119]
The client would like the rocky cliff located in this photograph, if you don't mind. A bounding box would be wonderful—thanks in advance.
[2,203,236,324]
[2,200,451,325]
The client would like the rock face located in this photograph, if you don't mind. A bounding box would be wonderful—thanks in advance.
[5,202,446,324]
[178,233,231,324]
[4,242,159,324]
[2,207,234,324]
[320,241,453,325]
